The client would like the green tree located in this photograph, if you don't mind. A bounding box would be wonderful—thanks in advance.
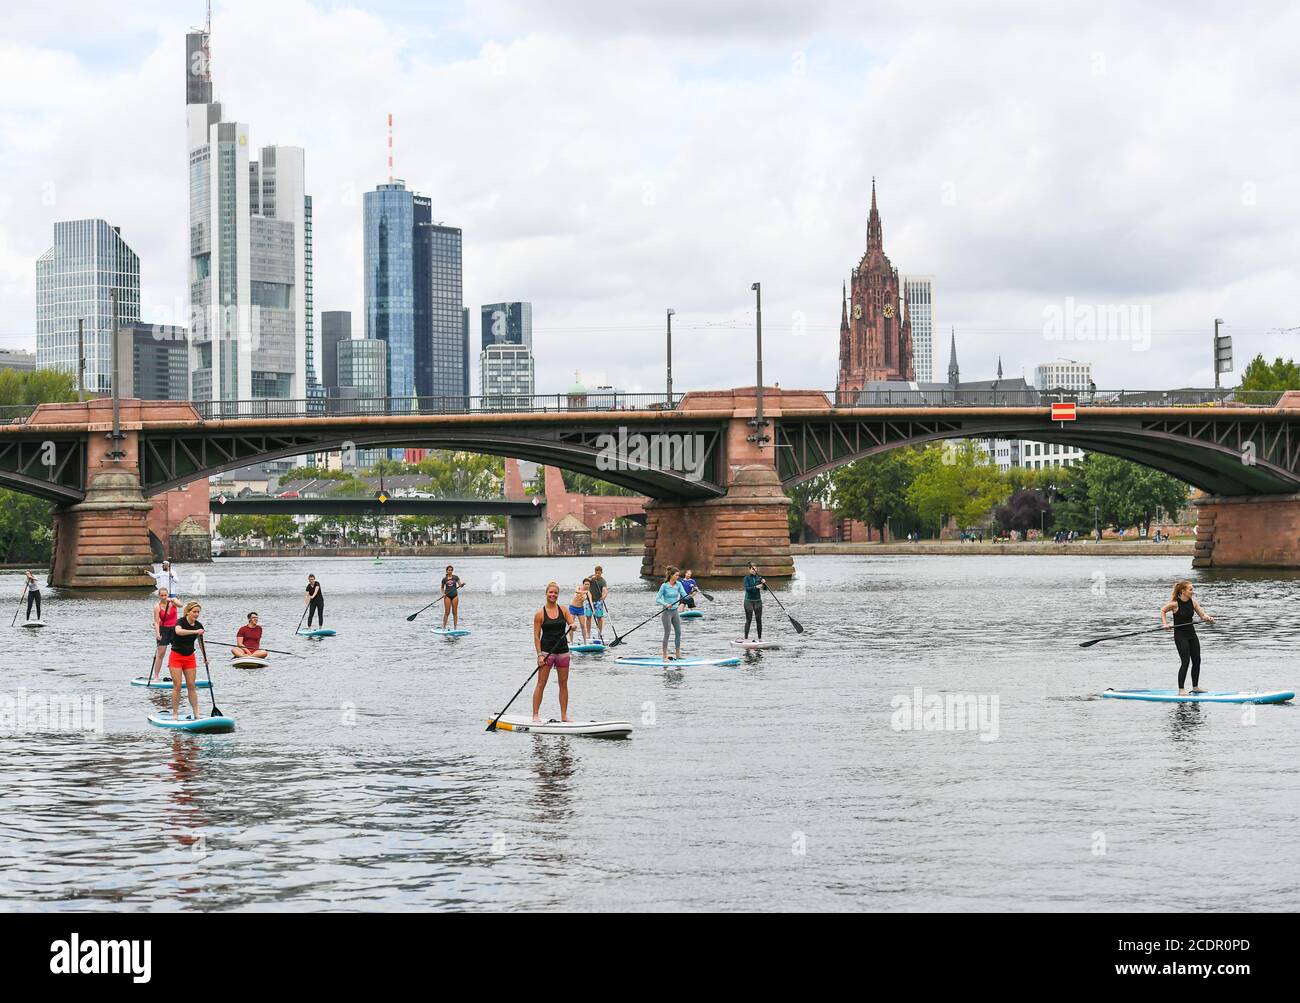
[907,443,1004,534]
[830,450,921,541]
[785,473,831,543]
[1238,355,1300,393]
[0,369,79,565]
[1084,454,1187,535]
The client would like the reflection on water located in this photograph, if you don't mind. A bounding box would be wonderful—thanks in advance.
[1,554,1297,911]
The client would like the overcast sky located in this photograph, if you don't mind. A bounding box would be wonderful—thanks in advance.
[1,0,1298,393]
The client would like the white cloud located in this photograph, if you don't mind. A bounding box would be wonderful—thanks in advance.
[1,0,1298,395]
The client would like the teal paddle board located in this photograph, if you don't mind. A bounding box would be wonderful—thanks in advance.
[571,642,607,653]
[680,610,704,619]
[615,656,740,668]
[147,711,235,733]
[298,628,336,638]
[1102,688,1294,704]
[131,676,211,690]
[431,627,471,638]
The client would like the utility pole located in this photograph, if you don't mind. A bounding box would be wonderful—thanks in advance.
[749,282,768,448]
[666,308,675,408]
[108,290,126,460]
[76,319,85,403]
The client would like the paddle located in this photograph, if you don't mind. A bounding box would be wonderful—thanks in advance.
[608,598,684,648]
[198,639,224,718]
[762,582,805,634]
[486,635,566,732]
[1078,620,1212,648]
[406,598,440,622]
[294,603,310,633]
[205,638,301,657]
[10,582,27,627]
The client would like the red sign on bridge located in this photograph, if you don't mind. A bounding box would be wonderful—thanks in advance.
[1051,402,1077,422]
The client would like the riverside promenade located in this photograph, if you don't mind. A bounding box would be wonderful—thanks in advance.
[792,540,1195,557]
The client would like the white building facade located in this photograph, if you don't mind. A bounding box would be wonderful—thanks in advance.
[902,276,935,383]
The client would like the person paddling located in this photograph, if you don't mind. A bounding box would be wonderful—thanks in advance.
[532,581,576,723]
[23,570,41,622]
[233,612,268,659]
[567,578,593,644]
[680,568,699,610]
[151,560,179,598]
[1160,580,1214,695]
[149,588,180,680]
[657,567,688,662]
[440,565,466,630]
[588,565,609,643]
[168,601,209,721]
[742,562,766,642]
[304,574,325,629]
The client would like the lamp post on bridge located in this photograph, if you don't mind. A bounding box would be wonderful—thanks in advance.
[749,282,769,448]
[666,308,675,409]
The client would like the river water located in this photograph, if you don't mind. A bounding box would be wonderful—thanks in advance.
[1,554,1297,912]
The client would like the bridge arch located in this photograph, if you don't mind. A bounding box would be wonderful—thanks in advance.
[775,412,1300,496]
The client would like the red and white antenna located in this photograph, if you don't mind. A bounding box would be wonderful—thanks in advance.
[387,113,394,183]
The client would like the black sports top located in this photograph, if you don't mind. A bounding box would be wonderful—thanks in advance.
[1173,596,1195,627]
[539,605,569,655]
[171,619,204,657]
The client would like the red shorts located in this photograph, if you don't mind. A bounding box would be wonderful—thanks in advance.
[543,653,571,669]
[168,651,197,670]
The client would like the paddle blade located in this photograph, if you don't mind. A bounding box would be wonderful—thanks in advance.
[1077,638,1104,648]
[700,591,715,602]
[609,634,623,647]
[485,720,498,732]
[406,613,419,621]
[788,616,805,634]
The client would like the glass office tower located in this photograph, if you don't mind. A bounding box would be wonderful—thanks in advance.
[419,222,465,401]
[363,182,417,407]
[35,219,140,393]
[902,276,935,383]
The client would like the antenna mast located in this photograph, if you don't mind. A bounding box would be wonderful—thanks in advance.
[387,112,394,183]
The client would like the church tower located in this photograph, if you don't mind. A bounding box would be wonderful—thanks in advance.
[836,180,914,397]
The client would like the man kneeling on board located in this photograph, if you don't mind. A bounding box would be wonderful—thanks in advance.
[233,612,268,659]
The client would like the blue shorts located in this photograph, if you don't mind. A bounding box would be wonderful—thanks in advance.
[592,601,606,617]
[568,604,586,617]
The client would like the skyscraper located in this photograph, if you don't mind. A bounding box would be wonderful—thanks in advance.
[117,323,190,401]
[480,302,533,349]
[479,302,535,406]
[185,15,314,407]
[320,311,351,395]
[837,180,913,395]
[36,219,140,393]
[365,181,466,405]
[902,276,935,384]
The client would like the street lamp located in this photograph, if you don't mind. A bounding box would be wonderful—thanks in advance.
[666,308,675,408]
[750,282,768,448]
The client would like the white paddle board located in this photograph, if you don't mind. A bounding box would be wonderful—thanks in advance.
[230,655,270,668]
[148,711,235,733]
[732,638,779,650]
[614,656,740,668]
[430,627,471,638]
[487,713,631,737]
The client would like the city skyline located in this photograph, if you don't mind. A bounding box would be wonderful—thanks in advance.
[2,2,1299,396]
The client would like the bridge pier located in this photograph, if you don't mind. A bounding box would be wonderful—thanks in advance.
[505,514,548,557]
[1192,493,1300,569]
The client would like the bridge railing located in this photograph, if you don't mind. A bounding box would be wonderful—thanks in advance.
[192,393,681,420]
[831,388,1286,408]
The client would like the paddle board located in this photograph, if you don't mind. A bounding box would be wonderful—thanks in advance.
[148,711,235,733]
[19,620,47,628]
[297,628,336,638]
[430,627,471,638]
[614,655,740,668]
[571,642,608,653]
[131,676,211,690]
[1101,688,1294,705]
[680,610,704,619]
[230,655,270,668]
[732,638,780,650]
[487,713,631,737]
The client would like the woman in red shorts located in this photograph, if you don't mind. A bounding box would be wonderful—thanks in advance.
[168,601,209,721]
[531,581,576,723]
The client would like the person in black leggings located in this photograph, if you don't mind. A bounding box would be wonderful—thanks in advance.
[305,574,325,628]
[24,570,41,621]
[1159,580,1214,694]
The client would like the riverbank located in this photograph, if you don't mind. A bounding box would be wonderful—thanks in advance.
[213,542,642,559]
[791,540,1195,556]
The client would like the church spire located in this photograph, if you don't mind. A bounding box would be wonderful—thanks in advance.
[947,328,960,387]
[841,280,848,327]
[866,177,882,252]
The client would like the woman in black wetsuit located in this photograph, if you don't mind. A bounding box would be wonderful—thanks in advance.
[532,581,576,723]
[440,565,466,630]
[304,574,325,628]
[1159,580,1215,695]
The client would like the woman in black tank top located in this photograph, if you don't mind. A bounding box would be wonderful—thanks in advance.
[532,581,576,723]
[440,565,466,630]
[1160,580,1215,694]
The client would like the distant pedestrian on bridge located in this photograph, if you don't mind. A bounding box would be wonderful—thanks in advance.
[440,566,466,630]
[304,574,325,628]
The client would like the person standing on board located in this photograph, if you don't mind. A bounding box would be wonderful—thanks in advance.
[1160,581,1215,695]
[532,581,576,723]
[232,612,268,659]
[567,578,593,644]
[587,565,609,643]
[742,563,766,642]
[657,567,688,662]
[304,574,325,628]
[23,570,41,622]
[168,601,209,722]
[149,588,181,680]
[151,560,179,598]
[439,566,466,630]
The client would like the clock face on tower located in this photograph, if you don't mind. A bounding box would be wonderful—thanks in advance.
[852,303,862,320]
[883,304,895,319]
